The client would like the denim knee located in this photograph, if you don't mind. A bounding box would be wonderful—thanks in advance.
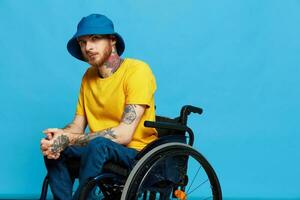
[44,154,66,167]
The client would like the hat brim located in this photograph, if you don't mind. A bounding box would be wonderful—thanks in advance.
[67,32,125,61]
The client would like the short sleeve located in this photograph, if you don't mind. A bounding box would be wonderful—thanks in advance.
[75,78,86,116]
[125,64,156,107]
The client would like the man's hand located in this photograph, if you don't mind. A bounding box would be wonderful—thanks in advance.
[40,128,71,159]
[40,138,61,159]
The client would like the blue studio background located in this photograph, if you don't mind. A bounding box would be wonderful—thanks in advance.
[0,0,299,199]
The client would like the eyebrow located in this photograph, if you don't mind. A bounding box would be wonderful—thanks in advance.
[77,35,95,42]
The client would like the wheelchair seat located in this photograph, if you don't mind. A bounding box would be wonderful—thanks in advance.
[40,105,222,200]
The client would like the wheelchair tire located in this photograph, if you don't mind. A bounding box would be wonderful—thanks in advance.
[79,174,124,200]
[121,142,222,200]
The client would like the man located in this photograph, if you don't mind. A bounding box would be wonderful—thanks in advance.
[40,14,157,200]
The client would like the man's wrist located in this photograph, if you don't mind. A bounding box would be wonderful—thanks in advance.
[67,132,80,145]
[50,133,70,153]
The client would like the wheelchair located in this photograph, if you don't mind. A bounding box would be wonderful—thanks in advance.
[40,105,222,200]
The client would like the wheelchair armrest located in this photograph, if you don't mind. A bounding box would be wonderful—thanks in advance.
[144,121,188,132]
[144,121,194,146]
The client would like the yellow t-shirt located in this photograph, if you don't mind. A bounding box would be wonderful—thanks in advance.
[76,58,158,151]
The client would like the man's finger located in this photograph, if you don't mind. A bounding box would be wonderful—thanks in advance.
[43,128,59,134]
[42,149,50,156]
[41,139,51,146]
[53,153,60,160]
[46,133,53,140]
[46,151,56,159]
[47,152,60,159]
[41,144,49,151]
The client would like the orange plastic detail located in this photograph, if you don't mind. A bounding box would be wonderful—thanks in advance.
[174,190,187,200]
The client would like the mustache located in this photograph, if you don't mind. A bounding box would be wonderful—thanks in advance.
[86,51,98,56]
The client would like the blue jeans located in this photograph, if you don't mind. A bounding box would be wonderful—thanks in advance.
[44,137,138,200]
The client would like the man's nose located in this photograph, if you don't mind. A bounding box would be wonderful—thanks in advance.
[85,41,94,51]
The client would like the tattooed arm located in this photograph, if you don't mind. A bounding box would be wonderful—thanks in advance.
[42,104,145,159]
[43,115,87,141]
[70,104,146,146]
[62,115,87,134]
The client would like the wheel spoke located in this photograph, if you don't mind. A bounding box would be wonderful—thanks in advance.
[186,166,202,193]
[187,179,208,195]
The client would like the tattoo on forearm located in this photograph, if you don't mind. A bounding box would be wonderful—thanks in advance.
[122,105,137,124]
[50,135,70,153]
[73,135,89,146]
[102,128,117,139]
[73,128,117,146]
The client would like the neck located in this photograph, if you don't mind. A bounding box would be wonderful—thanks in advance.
[98,49,122,78]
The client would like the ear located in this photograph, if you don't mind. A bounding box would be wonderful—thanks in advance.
[110,35,117,45]
[111,38,117,46]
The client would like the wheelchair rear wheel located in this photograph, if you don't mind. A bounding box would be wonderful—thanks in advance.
[79,174,124,200]
[121,142,222,200]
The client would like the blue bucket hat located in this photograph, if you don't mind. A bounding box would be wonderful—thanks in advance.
[67,14,125,61]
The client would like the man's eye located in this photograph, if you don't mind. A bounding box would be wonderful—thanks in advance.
[92,36,105,41]
[92,36,100,41]
[78,41,85,46]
